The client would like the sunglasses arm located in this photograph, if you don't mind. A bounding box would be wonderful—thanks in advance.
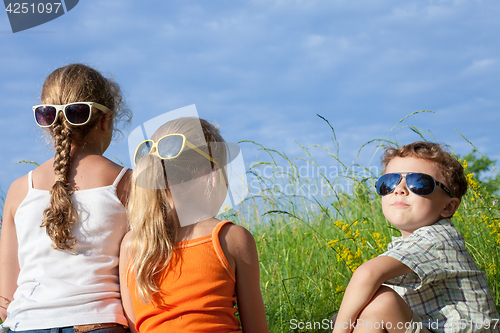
[184,141,225,186]
[184,141,218,165]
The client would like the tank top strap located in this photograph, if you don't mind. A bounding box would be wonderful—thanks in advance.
[112,167,129,187]
[28,171,33,189]
[211,221,236,282]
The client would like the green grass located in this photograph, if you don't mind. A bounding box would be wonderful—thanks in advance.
[219,116,500,332]
[1,114,499,331]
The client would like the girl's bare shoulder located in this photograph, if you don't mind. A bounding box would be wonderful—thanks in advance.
[6,174,29,204]
[4,161,50,217]
[219,223,256,255]
[9,158,54,195]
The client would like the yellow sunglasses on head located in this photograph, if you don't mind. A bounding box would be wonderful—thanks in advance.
[134,133,224,184]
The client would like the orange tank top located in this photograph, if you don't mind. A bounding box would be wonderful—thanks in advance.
[130,221,242,333]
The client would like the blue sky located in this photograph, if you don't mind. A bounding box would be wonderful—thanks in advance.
[1,0,499,203]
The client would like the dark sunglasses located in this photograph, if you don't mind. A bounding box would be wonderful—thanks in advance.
[33,102,110,127]
[375,172,454,198]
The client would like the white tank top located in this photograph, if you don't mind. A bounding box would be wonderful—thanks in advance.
[1,168,129,331]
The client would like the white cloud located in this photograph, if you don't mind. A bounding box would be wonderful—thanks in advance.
[305,34,326,48]
[462,59,497,75]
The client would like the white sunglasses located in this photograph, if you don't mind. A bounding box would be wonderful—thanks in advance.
[33,102,110,127]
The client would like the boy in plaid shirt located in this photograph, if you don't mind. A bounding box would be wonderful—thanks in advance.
[333,142,499,333]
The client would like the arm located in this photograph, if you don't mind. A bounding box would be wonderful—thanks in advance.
[116,169,132,207]
[333,256,412,333]
[224,225,269,333]
[0,179,25,321]
[119,232,138,333]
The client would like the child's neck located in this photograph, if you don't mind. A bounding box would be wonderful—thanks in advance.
[400,217,447,239]
[176,218,221,242]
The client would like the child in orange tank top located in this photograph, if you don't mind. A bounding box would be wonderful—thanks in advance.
[119,117,269,333]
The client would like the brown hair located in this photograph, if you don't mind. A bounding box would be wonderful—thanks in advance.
[381,141,468,199]
[40,64,131,250]
[127,117,227,304]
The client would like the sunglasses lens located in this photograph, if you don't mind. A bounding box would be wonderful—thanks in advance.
[158,135,184,159]
[135,141,154,165]
[407,173,435,196]
[34,106,57,127]
[376,173,401,196]
[65,104,91,125]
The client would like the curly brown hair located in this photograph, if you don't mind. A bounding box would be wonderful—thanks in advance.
[40,64,131,250]
[380,141,468,199]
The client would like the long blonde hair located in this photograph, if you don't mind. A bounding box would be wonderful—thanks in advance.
[126,117,227,304]
[40,64,131,250]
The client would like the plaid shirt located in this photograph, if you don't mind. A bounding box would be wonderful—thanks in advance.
[381,219,499,333]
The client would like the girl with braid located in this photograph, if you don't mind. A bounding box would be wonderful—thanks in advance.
[0,64,132,332]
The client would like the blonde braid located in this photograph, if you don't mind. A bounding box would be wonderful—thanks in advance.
[41,121,78,250]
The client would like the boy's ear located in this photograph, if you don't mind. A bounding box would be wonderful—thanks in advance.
[441,197,461,218]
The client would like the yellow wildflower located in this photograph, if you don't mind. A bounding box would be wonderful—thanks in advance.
[327,240,339,248]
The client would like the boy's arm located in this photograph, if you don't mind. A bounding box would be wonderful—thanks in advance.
[333,256,412,333]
